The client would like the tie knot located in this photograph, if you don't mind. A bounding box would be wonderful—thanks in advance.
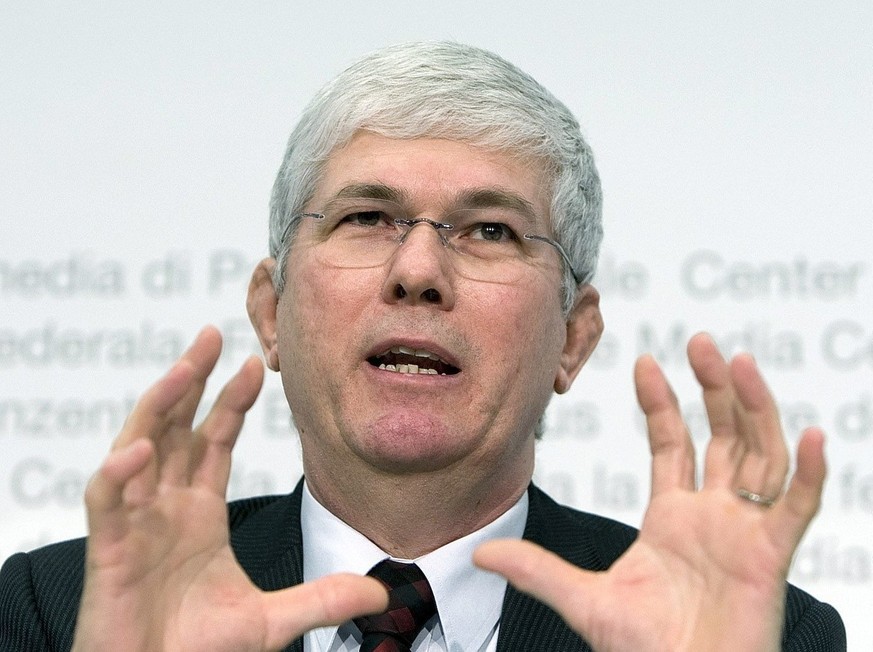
[354,559,437,652]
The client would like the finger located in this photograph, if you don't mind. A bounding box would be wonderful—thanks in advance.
[634,355,696,495]
[473,539,594,632]
[770,427,826,552]
[154,327,224,486]
[688,333,746,488]
[84,438,155,550]
[110,359,197,451]
[190,356,265,494]
[112,362,196,503]
[261,574,388,649]
[730,353,789,499]
[111,327,221,450]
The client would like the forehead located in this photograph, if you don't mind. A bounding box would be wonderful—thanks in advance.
[311,131,552,219]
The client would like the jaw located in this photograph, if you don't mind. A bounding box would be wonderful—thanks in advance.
[285,308,560,480]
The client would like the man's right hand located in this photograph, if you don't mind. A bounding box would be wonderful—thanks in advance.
[72,326,387,652]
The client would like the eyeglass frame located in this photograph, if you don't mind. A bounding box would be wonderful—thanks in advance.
[283,204,583,285]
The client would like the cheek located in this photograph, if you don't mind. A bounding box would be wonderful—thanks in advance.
[474,281,566,377]
[278,268,319,360]
[277,261,371,431]
[465,283,564,444]
[282,261,368,345]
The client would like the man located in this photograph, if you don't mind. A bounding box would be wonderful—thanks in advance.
[0,42,845,651]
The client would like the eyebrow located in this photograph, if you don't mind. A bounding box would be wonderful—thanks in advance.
[453,188,539,225]
[329,184,539,224]
[332,183,407,203]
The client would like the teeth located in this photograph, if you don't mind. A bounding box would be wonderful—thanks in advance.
[378,362,444,376]
[390,346,444,362]
[376,344,453,376]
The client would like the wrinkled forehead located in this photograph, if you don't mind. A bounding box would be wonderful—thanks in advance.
[310,131,555,225]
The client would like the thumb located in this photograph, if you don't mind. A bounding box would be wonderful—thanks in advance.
[261,574,388,649]
[474,539,598,631]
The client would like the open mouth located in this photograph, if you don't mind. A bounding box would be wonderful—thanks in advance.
[367,345,460,376]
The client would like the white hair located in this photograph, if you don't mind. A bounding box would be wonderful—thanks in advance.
[269,41,603,314]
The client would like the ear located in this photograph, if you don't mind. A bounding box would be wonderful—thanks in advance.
[247,258,281,372]
[554,284,603,394]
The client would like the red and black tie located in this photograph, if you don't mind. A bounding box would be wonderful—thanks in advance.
[353,559,437,652]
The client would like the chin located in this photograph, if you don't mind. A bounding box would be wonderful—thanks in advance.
[353,411,476,473]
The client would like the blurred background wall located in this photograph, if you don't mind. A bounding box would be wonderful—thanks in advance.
[2,1,870,645]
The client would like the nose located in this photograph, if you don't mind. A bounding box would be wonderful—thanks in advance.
[380,221,456,309]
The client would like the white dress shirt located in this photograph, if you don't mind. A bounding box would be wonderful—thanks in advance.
[301,481,528,652]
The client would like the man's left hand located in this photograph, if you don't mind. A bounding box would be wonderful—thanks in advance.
[475,333,825,652]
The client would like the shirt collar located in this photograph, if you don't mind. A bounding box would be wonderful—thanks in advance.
[301,480,528,651]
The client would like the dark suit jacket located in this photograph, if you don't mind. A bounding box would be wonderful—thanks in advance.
[0,482,846,651]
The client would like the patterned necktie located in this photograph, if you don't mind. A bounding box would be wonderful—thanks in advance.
[353,559,438,652]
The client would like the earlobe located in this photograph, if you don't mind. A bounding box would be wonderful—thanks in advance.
[247,258,281,371]
[554,285,603,394]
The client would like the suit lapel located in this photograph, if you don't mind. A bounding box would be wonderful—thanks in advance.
[498,585,591,652]
[228,481,635,652]
[236,482,589,651]
[229,481,306,652]
[496,485,593,651]
[496,484,639,651]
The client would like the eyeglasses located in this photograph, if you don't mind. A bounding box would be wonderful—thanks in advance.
[291,197,581,285]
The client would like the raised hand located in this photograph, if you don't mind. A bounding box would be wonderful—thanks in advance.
[475,332,826,652]
[72,327,386,652]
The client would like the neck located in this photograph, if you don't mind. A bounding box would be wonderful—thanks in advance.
[303,449,533,558]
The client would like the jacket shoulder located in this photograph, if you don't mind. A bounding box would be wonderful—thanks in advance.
[0,538,86,651]
[0,494,295,652]
[783,583,846,650]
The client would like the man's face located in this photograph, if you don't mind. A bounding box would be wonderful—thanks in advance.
[267,131,597,485]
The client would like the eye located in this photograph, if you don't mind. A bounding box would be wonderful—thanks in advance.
[340,210,390,227]
[471,222,517,242]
